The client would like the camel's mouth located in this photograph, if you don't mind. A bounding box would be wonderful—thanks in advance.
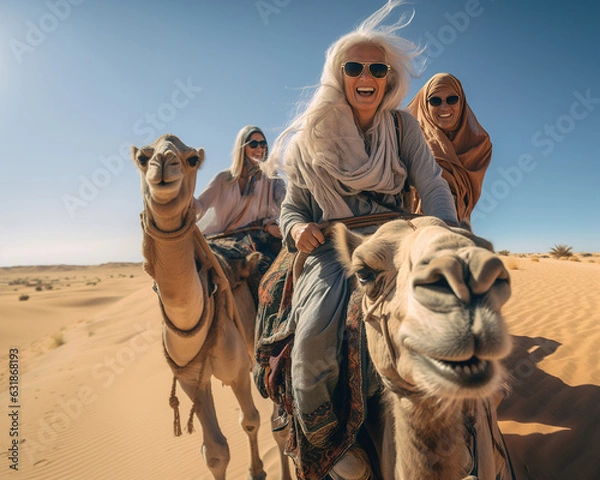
[423,355,493,387]
[155,179,179,188]
[148,178,184,203]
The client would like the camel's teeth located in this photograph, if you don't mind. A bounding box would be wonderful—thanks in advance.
[462,364,472,375]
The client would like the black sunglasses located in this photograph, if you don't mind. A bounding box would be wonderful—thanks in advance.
[428,95,460,107]
[247,140,267,149]
[342,61,391,79]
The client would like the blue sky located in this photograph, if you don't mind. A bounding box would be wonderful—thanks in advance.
[0,0,598,266]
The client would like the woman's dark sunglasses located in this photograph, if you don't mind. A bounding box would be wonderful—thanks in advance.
[342,61,391,79]
[247,140,268,149]
[428,95,460,107]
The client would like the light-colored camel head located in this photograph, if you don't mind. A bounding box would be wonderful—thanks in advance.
[334,216,512,402]
[132,134,204,231]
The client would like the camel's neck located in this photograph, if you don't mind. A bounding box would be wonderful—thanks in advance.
[383,393,474,480]
[142,207,206,333]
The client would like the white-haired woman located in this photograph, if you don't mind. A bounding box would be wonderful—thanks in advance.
[195,125,285,267]
[263,1,458,477]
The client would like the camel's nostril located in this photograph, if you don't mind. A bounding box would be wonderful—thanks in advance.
[412,256,471,304]
[468,254,509,296]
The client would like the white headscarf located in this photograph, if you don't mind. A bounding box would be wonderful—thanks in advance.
[285,105,407,220]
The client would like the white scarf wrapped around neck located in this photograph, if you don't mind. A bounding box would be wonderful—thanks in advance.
[285,105,407,221]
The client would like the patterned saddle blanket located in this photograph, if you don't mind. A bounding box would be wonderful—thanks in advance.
[253,248,378,480]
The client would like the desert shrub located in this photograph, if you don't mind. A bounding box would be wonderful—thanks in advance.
[35,285,43,291]
[18,294,30,301]
[569,257,581,262]
[498,250,510,256]
[506,258,519,270]
[549,244,573,259]
[580,253,592,257]
[51,333,65,348]
[531,257,540,263]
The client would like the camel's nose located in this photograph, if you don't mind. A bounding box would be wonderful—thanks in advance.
[148,153,181,184]
[467,250,509,296]
[147,153,166,184]
[412,249,510,308]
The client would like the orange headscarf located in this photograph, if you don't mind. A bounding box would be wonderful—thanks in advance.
[406,73,492,222]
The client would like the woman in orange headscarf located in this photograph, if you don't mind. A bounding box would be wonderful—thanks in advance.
[407,73,492,224]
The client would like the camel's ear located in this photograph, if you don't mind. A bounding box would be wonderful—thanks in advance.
[226,251,261,282]
[332,223,365,272]
[243,251,261,278]
[131,146,139,162]
[197,148,205,167]
[131,146,150,169]
[449,226,495,252]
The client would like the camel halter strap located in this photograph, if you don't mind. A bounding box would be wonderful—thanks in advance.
[363,279,417,395]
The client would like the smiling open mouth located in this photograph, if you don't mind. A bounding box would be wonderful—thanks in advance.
[423,355,492,387]
[357,87,375,96]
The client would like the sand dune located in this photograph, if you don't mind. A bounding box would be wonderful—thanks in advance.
[1,256,599,479]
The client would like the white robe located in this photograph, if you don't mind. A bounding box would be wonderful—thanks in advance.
[195,170,285,236]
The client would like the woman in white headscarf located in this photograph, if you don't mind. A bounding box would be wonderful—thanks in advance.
[262,1,458,478]
[195,125,285,267]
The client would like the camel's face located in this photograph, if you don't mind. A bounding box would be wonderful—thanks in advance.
[335,217,512,400]
[132,134,204,217]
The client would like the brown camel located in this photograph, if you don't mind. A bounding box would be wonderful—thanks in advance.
[333,217,515,480]
[132,134,292,480]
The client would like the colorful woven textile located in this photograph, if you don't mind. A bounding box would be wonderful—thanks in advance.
[254,248,372,479]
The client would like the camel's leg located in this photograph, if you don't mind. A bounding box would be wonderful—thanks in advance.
[181,381,230,480]
[230,370,267,480]
[271,404,293,480]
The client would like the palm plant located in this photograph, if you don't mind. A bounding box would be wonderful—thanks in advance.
[549,244,573,259]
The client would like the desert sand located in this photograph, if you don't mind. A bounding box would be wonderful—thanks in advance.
[1,255,599,479]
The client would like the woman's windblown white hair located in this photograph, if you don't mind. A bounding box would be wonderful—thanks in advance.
[262,0,423,179]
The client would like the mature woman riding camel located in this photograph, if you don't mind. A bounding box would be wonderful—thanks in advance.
[260,1,458,477]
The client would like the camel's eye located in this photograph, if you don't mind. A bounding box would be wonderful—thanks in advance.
[356,267,377,285]
[137,155,149,166]
[188,155,200,167]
